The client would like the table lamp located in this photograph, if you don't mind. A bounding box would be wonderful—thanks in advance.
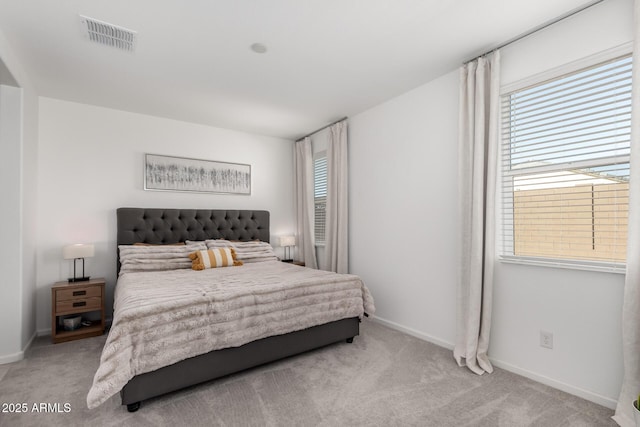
[63,243,95,282]
[278,235,296,262]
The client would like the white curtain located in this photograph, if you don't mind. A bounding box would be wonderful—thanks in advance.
[614,3,640,425]
[324,120,349,273]
[293,137,318,269]
[453,51,500,376]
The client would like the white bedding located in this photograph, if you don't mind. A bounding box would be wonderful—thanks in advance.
[87,261,375,409]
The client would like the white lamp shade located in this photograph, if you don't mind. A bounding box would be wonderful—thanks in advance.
[63,244,95,260]
[278,235,296,247]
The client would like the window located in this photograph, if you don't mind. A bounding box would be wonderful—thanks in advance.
[500,54,632,269]
[314,153,327,244]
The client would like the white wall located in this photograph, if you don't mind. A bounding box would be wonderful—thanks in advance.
[350,68,459,348]
[349,0,631,408]
[37,98,294,333]
[0,26,39,364]
[491,0,632,408]
[0,84,23,361]
[21,84,38,352]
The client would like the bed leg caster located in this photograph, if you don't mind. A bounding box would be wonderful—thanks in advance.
[127,402,141,413]
[346,337,354,343]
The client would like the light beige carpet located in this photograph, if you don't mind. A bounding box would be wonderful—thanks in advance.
[0,320,614,426]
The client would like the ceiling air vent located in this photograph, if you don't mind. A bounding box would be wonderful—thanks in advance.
[80,15,137,52]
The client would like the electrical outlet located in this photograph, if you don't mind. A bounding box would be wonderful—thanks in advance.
[540,331,553,349]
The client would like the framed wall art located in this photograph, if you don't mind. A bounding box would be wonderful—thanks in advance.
[144,154,251,195]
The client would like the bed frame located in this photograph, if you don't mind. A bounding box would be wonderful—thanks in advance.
[116,207,359,412]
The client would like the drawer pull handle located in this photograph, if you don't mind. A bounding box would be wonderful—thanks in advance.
[73,291,86,296]
[72,301,86,307]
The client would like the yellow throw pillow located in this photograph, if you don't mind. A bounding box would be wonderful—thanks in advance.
[189,248,243,270]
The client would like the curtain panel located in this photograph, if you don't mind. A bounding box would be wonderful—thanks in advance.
[454,51,500,376]
[293,138,318,269]
[614,2,640,425]
[325,120,349,273]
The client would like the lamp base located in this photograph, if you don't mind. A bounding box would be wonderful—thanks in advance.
[68,276,91,283]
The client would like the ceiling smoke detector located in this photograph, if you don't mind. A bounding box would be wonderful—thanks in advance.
[80,15,137,52]
[250,43,267,54]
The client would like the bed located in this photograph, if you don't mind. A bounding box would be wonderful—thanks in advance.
[87,208,374,412]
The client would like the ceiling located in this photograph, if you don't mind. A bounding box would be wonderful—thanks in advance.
[0,0,598,140]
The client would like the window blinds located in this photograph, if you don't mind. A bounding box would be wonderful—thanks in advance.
[501,55,632,268]
[314,156,327,243]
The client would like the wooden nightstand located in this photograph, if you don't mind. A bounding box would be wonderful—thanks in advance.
[51,278,105,343]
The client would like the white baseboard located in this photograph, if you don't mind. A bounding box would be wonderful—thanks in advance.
[370,315,455,350]
[23,330,37,352]
[489,358,618,410]
[0,350,23,364]
[369,316,617,410]
[0,330,37,365]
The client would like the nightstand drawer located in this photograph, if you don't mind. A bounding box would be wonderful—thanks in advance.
[56,286,102,301]
[56,297,102,313]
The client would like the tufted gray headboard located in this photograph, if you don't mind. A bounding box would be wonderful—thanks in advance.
[116,207,270,273]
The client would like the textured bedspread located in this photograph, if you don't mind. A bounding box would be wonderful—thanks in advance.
[87,261,375,409]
